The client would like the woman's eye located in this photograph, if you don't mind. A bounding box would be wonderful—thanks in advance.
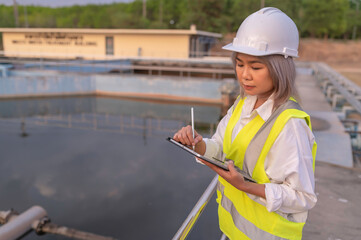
[252,66,262,70]
[237,64,243,67]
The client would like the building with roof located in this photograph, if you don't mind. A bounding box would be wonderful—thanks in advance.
[0,25,222,60]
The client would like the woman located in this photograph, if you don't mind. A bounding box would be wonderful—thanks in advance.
[173,7,317,240]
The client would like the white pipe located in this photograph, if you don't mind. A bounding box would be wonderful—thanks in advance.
[0,205,47,240]
[220,233,228,240]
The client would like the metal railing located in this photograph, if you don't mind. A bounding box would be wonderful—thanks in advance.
[0,57,234,79]
[312,62,361,166]
[313,62,361,115]
[0,50,230,61]
[172,174,219,240]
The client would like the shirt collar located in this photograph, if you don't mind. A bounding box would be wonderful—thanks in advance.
[242,95,274,122]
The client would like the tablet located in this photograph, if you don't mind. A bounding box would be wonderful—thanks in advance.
[166,137,256,183]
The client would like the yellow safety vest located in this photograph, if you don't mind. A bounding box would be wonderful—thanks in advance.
[216,97,317,240]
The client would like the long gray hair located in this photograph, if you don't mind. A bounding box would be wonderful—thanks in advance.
[232,52,300,110]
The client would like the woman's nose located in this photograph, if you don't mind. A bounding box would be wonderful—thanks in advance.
[242,66,251,80]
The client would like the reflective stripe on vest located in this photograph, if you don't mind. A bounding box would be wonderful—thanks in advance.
[217,183,288,240]
[217,97,317,240]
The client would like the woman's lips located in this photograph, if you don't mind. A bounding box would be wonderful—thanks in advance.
[243,84,255,90]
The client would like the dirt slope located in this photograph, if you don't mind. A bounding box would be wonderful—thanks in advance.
[298,39,361,85]
[299,38,361,69]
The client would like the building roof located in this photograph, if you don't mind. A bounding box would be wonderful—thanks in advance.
[0,25,222,38]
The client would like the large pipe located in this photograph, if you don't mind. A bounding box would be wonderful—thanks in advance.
[0,205,47,240]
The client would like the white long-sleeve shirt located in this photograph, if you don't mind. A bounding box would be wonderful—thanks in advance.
[203,95,317,222]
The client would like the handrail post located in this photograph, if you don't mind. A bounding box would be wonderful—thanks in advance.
[172,174,218,240]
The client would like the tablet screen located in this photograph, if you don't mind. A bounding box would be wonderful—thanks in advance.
[166,137,255,183]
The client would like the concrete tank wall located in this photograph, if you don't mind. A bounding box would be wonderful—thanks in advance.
[0,71,223,104]
[94,75,222,103]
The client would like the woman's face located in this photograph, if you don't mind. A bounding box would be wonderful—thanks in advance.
[235,53,274,102]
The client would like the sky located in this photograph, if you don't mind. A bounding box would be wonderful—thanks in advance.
[0,0,133,7]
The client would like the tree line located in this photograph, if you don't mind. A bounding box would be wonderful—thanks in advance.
[0,0,360,39]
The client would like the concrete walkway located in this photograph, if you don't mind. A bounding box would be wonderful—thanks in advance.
[304,162,361,239]
[296,73,353,168]
[296,70,361,239]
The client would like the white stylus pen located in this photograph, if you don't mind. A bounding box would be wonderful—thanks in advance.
[191,107,195,150]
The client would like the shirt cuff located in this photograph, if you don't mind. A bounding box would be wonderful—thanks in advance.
[264,183,283,212]
[194,138,219,165]
[203,138,219,159]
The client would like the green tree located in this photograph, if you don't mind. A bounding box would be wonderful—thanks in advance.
[177,0,225,32]
[301,0,349,38]
[345,1,361,39]
[161,0,187,29]
[0,5,18,27]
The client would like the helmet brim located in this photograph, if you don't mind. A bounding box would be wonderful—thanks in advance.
[222,43,298,58]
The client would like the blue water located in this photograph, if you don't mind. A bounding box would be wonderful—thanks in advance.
[0,97,222,239]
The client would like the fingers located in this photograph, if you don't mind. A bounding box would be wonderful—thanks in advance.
[228,160,235,171]
[227,161,245,184]
[173,125,198,146]
[194,133,203,146]
[227,161,239,176]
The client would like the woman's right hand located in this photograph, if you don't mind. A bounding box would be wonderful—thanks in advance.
[173,125,204,152]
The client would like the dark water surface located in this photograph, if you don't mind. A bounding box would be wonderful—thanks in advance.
[0,97,223,240]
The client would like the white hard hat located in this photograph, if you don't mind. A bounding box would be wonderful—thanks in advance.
[222,7,299,58]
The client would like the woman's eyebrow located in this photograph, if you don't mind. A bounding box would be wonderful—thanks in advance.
[235,57,243,62]
[236,57,263,64]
